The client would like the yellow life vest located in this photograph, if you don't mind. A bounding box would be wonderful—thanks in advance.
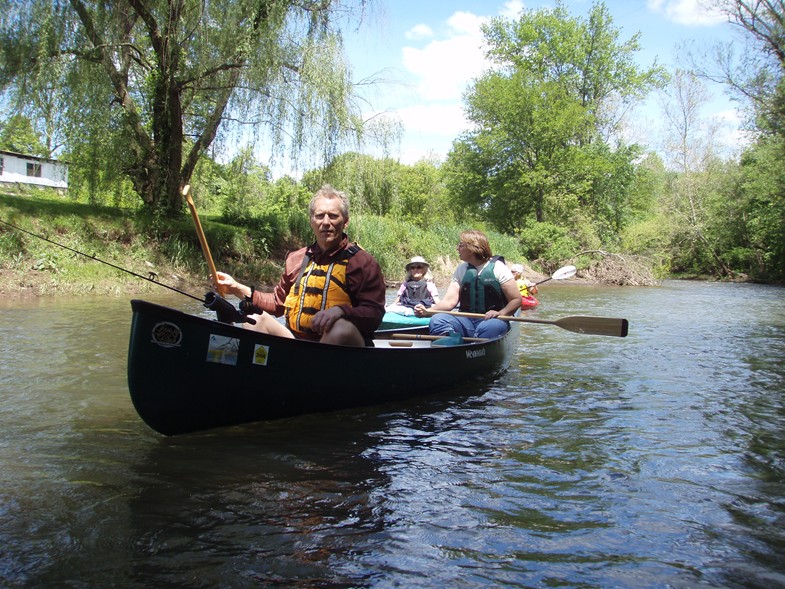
[284,246,359,337]
[516,279,530,298]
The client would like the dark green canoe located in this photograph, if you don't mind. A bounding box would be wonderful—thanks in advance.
[127,299,519,435]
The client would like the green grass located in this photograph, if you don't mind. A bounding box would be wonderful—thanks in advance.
[351,215,530,283]
[0,190,270,296]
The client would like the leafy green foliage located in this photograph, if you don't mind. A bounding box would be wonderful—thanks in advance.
[516,221,580,265]
[0,115,47,156]
[303,152,399,216]
[446,0,666,261]
[350,214,527,285]
[394,157,454,226]
[4,2,785,285]
[737,136,785,280]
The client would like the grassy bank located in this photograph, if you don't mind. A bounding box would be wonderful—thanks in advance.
[0,189,280,298]
[0,188,533,299]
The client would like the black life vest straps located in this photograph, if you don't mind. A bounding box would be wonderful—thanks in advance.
[292,243,362,297]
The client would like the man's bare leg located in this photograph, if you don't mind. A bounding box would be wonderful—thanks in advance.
[242,313,295,338]
[320,318,365,346]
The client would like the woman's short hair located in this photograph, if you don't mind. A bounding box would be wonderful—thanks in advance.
[459,229,492,261]
[309,184,350,220]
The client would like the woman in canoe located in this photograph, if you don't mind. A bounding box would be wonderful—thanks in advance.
[414,230,521,339]
[385,256,441,316]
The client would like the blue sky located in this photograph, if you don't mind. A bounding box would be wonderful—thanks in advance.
[332,0,746,169]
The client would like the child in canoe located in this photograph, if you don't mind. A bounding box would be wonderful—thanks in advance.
[385,256,440,316]
[510,263,539,309]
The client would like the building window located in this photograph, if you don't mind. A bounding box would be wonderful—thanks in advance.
[27,162,42,177]
[0,157,4,175]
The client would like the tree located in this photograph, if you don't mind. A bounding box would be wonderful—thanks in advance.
[690,0,785,280]
[303,152,399,216]
[740,137,785,279]
[0,114,47,156]
[446,1,666,249]
[656,70,745,276]
[697,0,785,138]
[395,156,451,226]
[220,147,273,225]
[0,0,369,216]
[446,76,589,230]
[482,0,665,142]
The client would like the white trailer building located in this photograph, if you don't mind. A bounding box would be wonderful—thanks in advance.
[0,150,68,190]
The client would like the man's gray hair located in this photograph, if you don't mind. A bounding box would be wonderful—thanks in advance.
[309,184,350,219]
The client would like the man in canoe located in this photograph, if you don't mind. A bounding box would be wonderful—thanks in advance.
[215,185,386,346]
[414,229,521,339]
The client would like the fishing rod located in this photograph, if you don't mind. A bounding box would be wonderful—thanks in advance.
[0,217,256,324]
[0,216,205,301]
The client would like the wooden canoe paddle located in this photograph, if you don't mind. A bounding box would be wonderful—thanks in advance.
[424,309,629,338]
[391,333,488,342]
[183,184,223,295]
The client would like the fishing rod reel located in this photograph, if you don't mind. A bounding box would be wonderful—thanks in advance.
[203,291,257,325]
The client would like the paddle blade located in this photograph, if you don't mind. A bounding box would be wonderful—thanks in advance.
[533,264,577,286]
[552,265,577,280]
[554,316,629,337]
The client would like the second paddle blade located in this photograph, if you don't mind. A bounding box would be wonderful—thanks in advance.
[555,316,629,337]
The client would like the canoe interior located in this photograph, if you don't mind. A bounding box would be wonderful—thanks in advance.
[378,311,431,331]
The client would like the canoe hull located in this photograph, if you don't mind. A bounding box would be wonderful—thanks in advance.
[128,300,518,435]
[521,295,539,309]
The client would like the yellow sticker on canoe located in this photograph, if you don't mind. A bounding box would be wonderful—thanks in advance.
[253,344,270,366]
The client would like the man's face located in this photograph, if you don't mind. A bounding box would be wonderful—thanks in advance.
[310,196,348,252]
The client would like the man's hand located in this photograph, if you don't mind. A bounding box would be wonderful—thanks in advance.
[311,306,345,335]
[214,271,248,299]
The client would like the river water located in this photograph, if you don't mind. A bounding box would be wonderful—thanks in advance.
[1,281,784,588]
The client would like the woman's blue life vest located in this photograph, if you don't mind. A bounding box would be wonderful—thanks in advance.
[399,279,436,308]
[458,256,506,313]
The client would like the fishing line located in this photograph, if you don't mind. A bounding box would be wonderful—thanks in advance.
[0,217,204,302]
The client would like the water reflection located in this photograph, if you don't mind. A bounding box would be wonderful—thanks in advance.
[125,418,389,588]
[716,320,785,587]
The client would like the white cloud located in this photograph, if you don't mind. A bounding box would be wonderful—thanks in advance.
[499,0,524,19]
[405,23,434,40]
[397,144,447,166]
[714,107,741,126]
[401,11,490,102]
[713,107,751,155]
[402,42,488,101]
[362,103,471,165]
[445,10,487,35]
[647,0,727,26]
[397,103,470,137]
[400,4,526,104]
[392,5,530,162]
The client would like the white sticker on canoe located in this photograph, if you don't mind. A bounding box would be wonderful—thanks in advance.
[206,334,239,366]
[253,344,270,366]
